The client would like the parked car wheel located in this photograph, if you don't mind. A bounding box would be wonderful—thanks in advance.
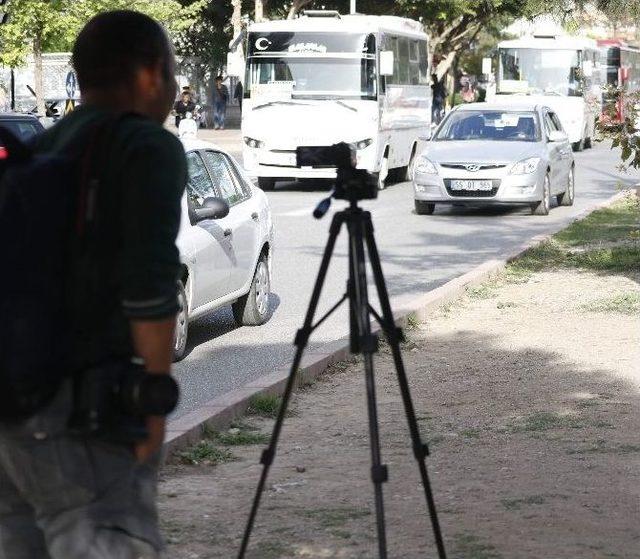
[232,254,271,326]
[258,177,276,191]
[531,175,551,216]
[415,200,435,215]
[557,166,575,207]
[173,280,189,361]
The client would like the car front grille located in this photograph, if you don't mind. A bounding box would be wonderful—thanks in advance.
[444,179,501,197]
[440,163,507,171]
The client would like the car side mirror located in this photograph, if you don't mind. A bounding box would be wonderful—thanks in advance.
[548,130,568,143]
[380,51,394,77]
[194,197,229,222]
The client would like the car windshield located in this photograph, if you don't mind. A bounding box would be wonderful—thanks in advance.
[434,110,540,142]
[498,48,584,97]
[0,119,42,141]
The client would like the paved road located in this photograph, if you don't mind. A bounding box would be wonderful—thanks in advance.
[172,136,637,420]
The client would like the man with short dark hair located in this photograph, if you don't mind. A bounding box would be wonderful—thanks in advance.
[213,75,229,129]
[0,10,186,559]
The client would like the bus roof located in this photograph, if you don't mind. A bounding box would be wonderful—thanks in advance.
[498,35,598,51]
[249,13,427,39]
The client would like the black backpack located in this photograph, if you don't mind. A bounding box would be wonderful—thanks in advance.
[0,119,116,420]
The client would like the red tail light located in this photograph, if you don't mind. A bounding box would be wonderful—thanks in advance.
[0,146,7,160]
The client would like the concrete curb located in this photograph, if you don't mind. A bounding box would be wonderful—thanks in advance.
[164,189,633,455]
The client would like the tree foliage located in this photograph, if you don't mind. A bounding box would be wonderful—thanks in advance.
[0,0,205,68]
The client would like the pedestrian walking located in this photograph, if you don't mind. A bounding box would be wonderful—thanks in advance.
[0,10,186,559]
[213,75,229,129]
[431,73,447,125]
[234,80,244,113]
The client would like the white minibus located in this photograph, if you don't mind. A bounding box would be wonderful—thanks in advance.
[494,34,601,151]
[241,11,431,190]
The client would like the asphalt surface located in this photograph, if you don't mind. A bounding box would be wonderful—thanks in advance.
[172,134,637,420]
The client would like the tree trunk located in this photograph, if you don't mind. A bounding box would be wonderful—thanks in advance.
[33,35,46,117]
[231,0,242,37]
[288,0,313,19]
[255,0,265,22]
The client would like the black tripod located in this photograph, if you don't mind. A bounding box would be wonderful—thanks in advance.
[238,199,447,559]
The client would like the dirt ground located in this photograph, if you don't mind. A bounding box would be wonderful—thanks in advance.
[160,259,640,558]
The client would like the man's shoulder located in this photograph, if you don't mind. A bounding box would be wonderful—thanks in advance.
[120,117,184,159]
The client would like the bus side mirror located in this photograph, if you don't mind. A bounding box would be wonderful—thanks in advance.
[380,51,394,76]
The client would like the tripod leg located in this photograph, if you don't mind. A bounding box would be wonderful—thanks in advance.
[348,214,388,559]
[363,215,448,559]
[238,212,345,559]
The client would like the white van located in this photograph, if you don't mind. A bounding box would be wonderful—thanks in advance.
[241,11,431,190]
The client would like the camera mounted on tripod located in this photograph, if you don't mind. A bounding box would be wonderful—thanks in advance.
[296,142,378,203]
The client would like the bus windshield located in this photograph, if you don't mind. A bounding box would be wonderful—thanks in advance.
[246,57,377,100]
[498,48,584,97]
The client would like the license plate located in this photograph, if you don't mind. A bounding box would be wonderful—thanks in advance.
[258,152,297,167]
[450,180,493,191]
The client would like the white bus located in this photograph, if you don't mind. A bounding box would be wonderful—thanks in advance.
[241,11,431,190]
[494,34,601,151]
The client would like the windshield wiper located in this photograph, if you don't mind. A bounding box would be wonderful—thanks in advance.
[334,100,358,112]
[252,100,308,110]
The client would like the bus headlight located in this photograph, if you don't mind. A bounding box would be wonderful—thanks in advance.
[509,157,540,175]
[415,157,438,175]
[354,138,373,150]
[244,137,264,149]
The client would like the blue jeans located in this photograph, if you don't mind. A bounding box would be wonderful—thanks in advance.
[0,381,162,559]
[214,102,226,129]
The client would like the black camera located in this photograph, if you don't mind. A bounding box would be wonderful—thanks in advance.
[69,360,180,443]
[296,143,378,202]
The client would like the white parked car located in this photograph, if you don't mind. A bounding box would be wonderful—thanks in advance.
[175,138,275,359]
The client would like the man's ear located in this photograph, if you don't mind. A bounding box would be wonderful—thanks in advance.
[135,62,163,97]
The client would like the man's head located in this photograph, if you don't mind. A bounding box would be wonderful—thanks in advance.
[431,73,438,84]
[215,76,223,88]
[181,92,191,103]
[72,10,177,123]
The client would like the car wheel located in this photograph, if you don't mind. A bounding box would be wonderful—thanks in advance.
[173,280,189,362]
[531,175,551,216]
[584,136,592,149]
[415,200,435,215]
[232,254,271,326]
[376,155,389,190]
[557,166,575,206]
[258,178,276,191]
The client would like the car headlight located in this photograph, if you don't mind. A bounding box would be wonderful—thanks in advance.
[354,138,373,150]
[415,157,438,175]
[510,157,541,175]
[244,136,264,148]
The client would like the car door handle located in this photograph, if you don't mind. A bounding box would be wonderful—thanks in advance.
[223,228,232,237]
[251,212,259,221]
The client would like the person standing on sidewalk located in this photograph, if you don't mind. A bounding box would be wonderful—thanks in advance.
[213,75,229,129]
[0,10,186,559]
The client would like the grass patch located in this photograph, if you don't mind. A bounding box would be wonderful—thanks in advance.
[453,532,502,559]
[466,284,497,300]
[566,441,640,455]
[177,441,235,466]
[303,507,371,528]
[406,312,420,330]
[214,429,270,446]
[501,495,546,510]
[582,292,640,315]
[554,195,640,246]
[505,197,640,277]
[247,393,283,418]
[251,541,295,559]
[496,301,518,309]
[460,428,481,439]
[507,411,585,434]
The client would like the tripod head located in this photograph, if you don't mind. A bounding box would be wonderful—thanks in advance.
[296,143,378,219]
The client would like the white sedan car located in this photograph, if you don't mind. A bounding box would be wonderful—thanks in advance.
[174,138,275,359]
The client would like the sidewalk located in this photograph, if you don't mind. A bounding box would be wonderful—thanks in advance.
[159,194,640,559]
